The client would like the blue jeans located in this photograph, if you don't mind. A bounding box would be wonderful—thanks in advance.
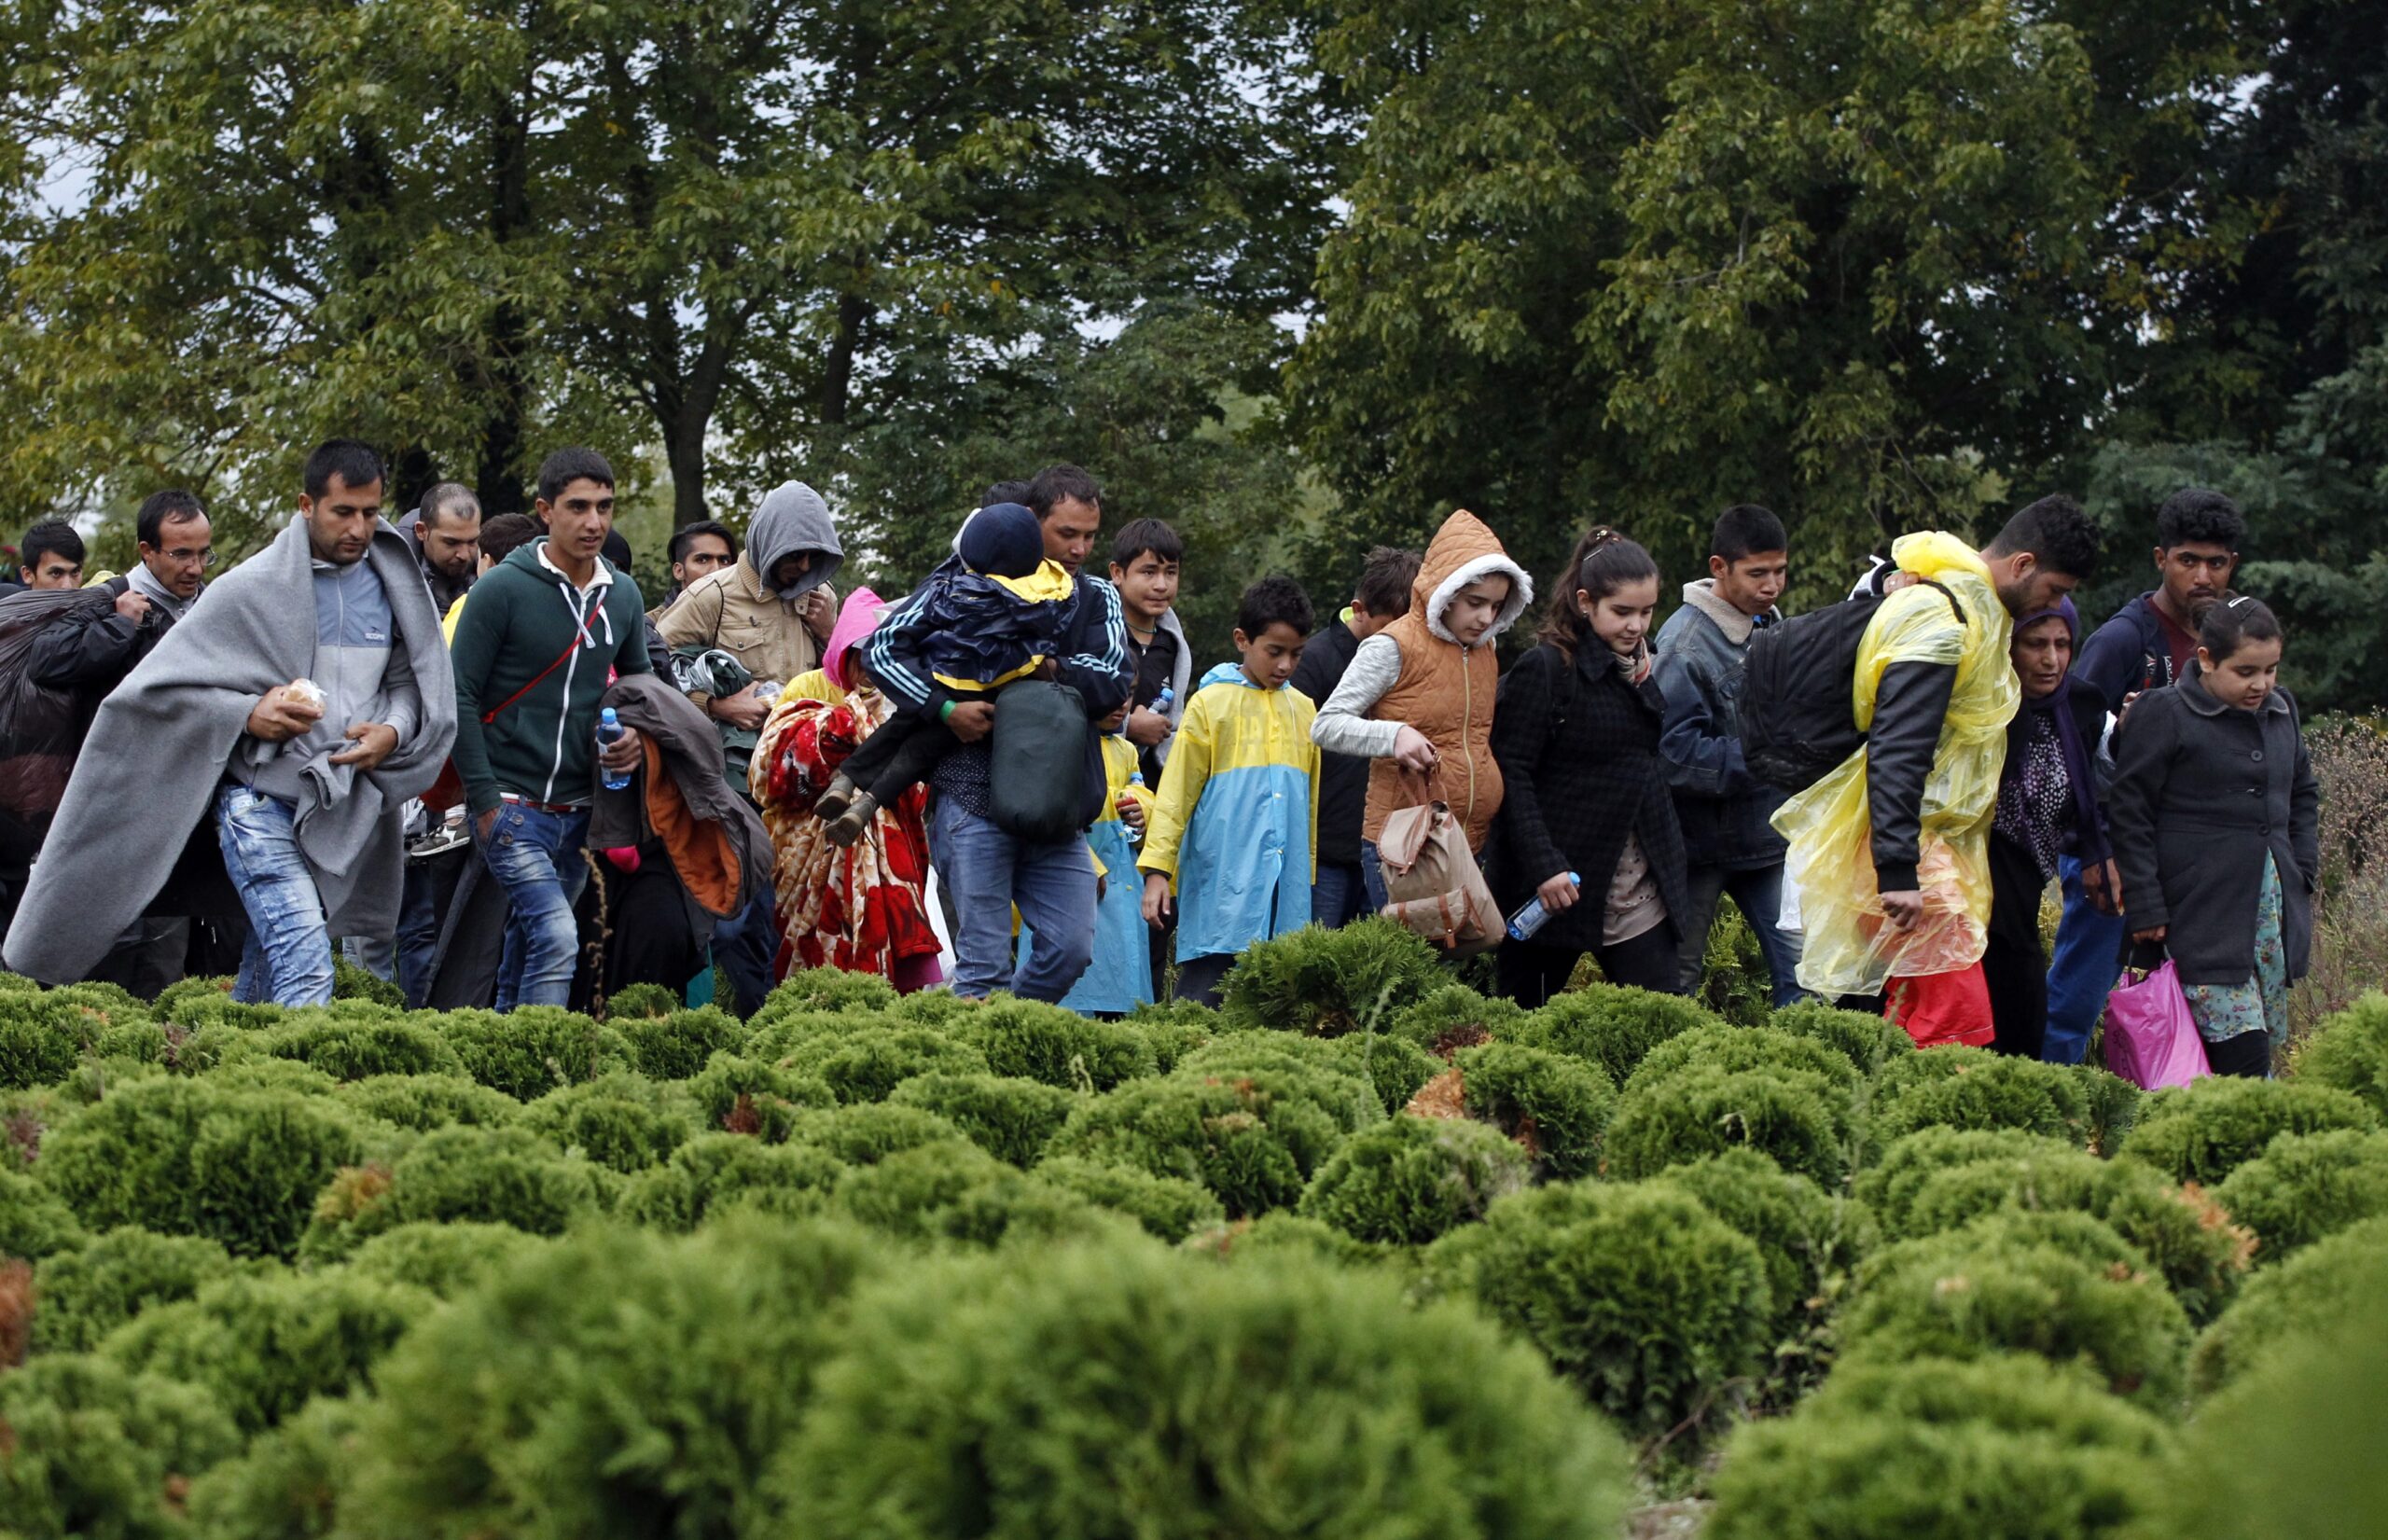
[216,785,335,1007]
[1675,863,1807,1008]
[928,796,1096,1002]
[395,860,441,1010]
[2043,855,2127,1064]
[1359,841,1389,915]
[1312,860,1371,930]
[476,802,590,1011]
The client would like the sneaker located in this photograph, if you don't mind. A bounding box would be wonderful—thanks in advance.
[825,791,880,848]
[814,771,858,822]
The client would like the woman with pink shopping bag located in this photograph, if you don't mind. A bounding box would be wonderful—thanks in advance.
[2107,597,2321,1080]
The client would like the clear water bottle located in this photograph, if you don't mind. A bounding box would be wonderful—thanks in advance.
[1153,686,1174,715]
[1506,872,1580,941]
[597,707,632,792]
[1122,771,1146,843]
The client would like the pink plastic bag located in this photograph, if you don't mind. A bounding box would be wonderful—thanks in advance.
[2103,961,2213,1090]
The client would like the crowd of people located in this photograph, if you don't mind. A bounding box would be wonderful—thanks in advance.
[0,445,2320,1076]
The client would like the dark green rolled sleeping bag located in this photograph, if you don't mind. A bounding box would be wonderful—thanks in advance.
[991,679,1099,844]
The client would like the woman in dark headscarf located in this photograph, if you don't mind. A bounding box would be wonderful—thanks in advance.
[1984,597,2112,1058]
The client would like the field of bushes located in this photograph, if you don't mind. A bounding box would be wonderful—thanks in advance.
[5,918,2388,1536]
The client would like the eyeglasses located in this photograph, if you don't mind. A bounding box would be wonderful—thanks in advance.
[161,547,215,566]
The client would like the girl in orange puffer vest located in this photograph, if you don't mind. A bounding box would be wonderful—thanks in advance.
[1311,509,1534,906]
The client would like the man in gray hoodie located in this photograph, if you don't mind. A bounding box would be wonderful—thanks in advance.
[656,479,842,1011]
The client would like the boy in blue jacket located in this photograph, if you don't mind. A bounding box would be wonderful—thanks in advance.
[1139,576,1321,1006]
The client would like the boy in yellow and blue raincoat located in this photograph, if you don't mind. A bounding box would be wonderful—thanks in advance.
[1140,577,1322,1006]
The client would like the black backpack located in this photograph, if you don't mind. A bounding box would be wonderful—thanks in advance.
[1742,580,1965,794]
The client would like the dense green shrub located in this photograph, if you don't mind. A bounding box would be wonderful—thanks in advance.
[518,1071,697,1172]
[1298,1115,1532,1244]
[1340,1031,1442,1113]
[1648,1150,1873,1347]
[0,991,125,1089]
[28,1226,239,1353]
[1213,917,1444,1035]
[100,1268,431,1435]
[782,1237,1631,1539]
[37,1077,361,1258]
[1704,1353,2174,1540]
[786,1102,971,1165]
[346,1219,547,1299]
[331,955,406,1006]
[300,1125,616,1260]
[1604,1064,1854,1186]
[1388,983,1527,1057]
[1123,998,1220,1070]
[245,1008,463,1081]
[186,1394,360,1540]
[602,980,683,1020]
[614,1005,751,1080]
[1452,1040,1614,1179]
[1046,1069,1355,1217]
[1770,998,1912,1075]
[333,1072,521,1131]
[1870,1047,2094,1145]
[2212,1128,2388,1260]
[0,1352,241,1540]
[2190,1216,2388,1395]
[740,1007,874,1062]
[1187,1210,1396,1269]
[618,1132,846,1231]
[1030,1155,1226,1242]
[2290,991,2388,1117]
[1422,1180,1773,1434]
[830,1138,1113,1248]
[776,1023,992,1104]
[685,1051,837,1141]
[753,965,902,1022]
[1516,985,1725,1087]
[434,1006,633,1102]
[2118,1075,2380,1185]
[2074,1064,2144,1155]
[1168,1036,1388,1131]
[1838,1211,2191,1406]
[155,987,282,1037]
[885,1072,1078,1166]
[890,988,981,1028]
[337,1217,888,1540]
[1,1165,85,1259]
[950,997,1156,1089]
[1629,1023,1864,1096]
[1856,1127,2076,1234]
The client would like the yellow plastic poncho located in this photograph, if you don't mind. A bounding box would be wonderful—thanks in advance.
[1774,532,2020,996]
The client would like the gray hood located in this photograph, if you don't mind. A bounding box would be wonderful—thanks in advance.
[747,481,842,600]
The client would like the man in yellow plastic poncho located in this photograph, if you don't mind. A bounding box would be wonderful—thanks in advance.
[1777,497,2102,1000]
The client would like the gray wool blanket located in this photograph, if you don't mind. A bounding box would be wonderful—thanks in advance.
[5,518,456,984]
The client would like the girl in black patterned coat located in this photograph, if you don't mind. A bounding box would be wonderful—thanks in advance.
[1490,528,1690,1006]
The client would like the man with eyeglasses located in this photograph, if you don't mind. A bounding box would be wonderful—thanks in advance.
[2042,486,2247,1065]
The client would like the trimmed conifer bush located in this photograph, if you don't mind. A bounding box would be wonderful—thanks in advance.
[435,1006,634,1102]
[186,1394,361,1540]
[28,1226,239,1353]
[1046,1068,1356,1217]
[2289,991,2388,1117]
[1187,1210,1395,1268]
[2190,1215,2388,1395]
[1870,1047,2095,1145]
[782,1236,1631,1539]
[1452,1040,1615,1179]
[1422,1180,1773,1435]
[1298,1115,1532,1244]
[948,997,1156,1090]
[1123,998,1220,1070]
[1629,1023,1864,1095]
[1516,985,1725,1088]
[336,1217,889,1540]
[346,1219,547,1299]
[333,1071,521,1131]
[614,1005,751,1081]
[753,965,903,1022]
[1388,983,1528,1057]
[686,1051,837,1141]
[0,1352,241,1540]
[1213,916,1444,1035]
[1647,1149,1873,1347]
[100,1268,432,1435]
[1,1166,85,1260]
[2212,1127,2388,1260]
[1855,1127,2072,1234]
[777,1023,992,1104]
[1704,1353,2173,1540]
[331,955,406,1006]
[0,989,132,1089]
[517,1071,697,1172]
[602,980,682,1020]
[1030,1155,1226,1242]
[2118,1075,2380,1186]
[786,1102,972,1166]
[1770,998,1912,1075]
[1168,1035,1388,1131]
[830,1138,1114,1248]
[243,1007,463,1081]
[886,1072,1078,1166]
[1604,1064,1854,1187]
[889,987,981,1027]
[618,1132,845,1231]
[1838,1210,2191,1406]
[37,1077,361,1258]
[300,1125,616,1260]
[2074,1064,2143,1155]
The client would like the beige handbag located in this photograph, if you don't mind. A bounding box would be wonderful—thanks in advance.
[1374,771,1503,957]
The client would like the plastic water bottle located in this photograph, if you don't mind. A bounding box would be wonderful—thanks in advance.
[1122,771,1146,843]
[597,707,632,792]
[1506,872,1580,941]
[1153,686,1174,715]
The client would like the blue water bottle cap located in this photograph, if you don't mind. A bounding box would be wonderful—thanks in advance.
[600,707,619,728]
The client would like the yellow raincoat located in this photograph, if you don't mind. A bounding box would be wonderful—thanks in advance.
[1774,532,2019,996]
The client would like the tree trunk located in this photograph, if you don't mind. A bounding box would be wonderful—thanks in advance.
[476,94,534,515]
[820,291,869,426]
